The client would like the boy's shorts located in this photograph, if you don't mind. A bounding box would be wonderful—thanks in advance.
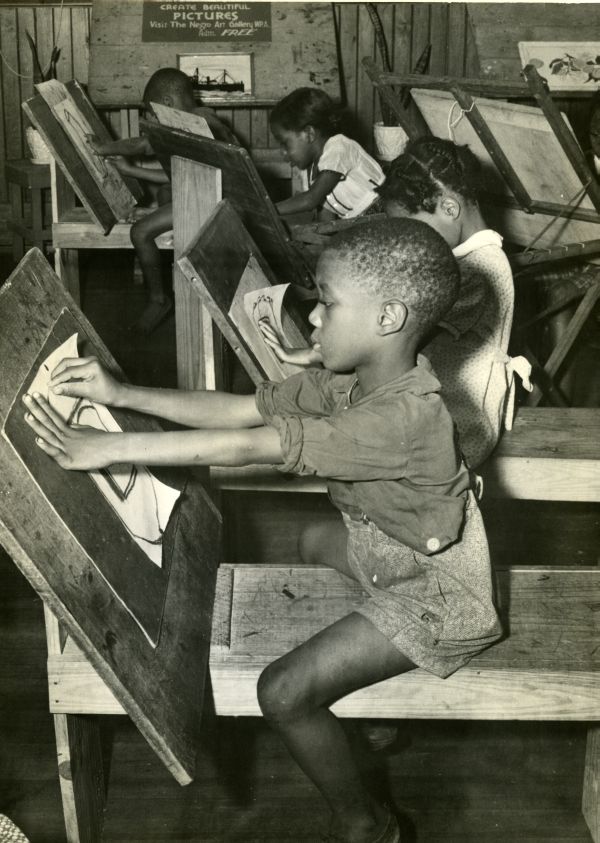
[343,491,502,678]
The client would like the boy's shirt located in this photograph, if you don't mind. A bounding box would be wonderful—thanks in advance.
[256,357,471,556]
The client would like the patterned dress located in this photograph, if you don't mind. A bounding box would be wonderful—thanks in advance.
[423,229,515,468]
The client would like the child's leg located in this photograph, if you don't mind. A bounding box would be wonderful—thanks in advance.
[258,519,413,842]
[129,202,173,333]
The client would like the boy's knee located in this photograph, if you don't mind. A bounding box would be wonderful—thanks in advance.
[257,659,311,723]
[130,219,149,249]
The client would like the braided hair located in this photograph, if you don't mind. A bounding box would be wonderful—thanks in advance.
[269,87,342,139]
[377,137,483,213]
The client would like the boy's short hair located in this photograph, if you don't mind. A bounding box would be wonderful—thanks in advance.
[323,217,459,334]
[143,68,194,105]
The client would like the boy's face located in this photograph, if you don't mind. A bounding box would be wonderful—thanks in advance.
[309,251,381,372]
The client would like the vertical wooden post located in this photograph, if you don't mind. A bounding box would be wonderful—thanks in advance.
[51,159,80,304]
[44,607,105,843]
[171,155,222,391]
[583,725,600,843]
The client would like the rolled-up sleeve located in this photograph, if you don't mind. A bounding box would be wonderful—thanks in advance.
[262,405,410,481]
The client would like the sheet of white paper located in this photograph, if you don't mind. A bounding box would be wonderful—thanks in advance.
[227,264,305,381]
[28,335,181,567]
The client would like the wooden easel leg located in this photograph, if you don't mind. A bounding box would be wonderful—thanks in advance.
[171,156,222,390]
[55,247,81,305]
[54,713,105,843]
[583,725,600,843]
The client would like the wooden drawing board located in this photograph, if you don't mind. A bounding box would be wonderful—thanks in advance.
[409,88,600,250]
[0,248,221,785]
[178,199,312,385]
[22,79,143,233]
[142,120,314,289]
[151,103,213,137]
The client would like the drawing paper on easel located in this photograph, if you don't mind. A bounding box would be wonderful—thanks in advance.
[51,98,137,221]
[26,334,180,569]
[228,260,309,381]
[150,102,214,137]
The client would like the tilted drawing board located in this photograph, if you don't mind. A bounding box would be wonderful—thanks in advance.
[362,60,600,261]
[141,119,315,289]
[178,199,312,385]
[22,79,144,233]
[0,248,221,785]
[410,87,600,251]
[150,102,213,137]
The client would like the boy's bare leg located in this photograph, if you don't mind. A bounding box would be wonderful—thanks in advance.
[258,519,412,842]
[129,201,174,333]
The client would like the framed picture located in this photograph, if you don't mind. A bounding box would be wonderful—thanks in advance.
[519,41,600,91]
[178,52,253,100]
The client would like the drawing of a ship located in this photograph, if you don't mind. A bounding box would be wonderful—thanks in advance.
[192,69,245,93]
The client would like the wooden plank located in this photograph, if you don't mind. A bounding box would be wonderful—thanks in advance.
[53,713,105,843]
[47,564,600,722]
[144,120,314,289]
[583,726,600,843]
[0,248,222,786]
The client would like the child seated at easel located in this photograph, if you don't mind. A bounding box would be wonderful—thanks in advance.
[24,217,502,843]
[264,137,529,469]
[270,87,385,220]
[90,67,236,334]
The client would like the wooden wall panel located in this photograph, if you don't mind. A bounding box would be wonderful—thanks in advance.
[0,2,474,249]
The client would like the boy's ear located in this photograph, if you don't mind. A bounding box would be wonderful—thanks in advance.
[305,124,317,143]
[377,300,407,335]
[440,195,461,220]
[161,94,174,108]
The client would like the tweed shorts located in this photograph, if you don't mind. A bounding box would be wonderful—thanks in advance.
[343,491,502,678]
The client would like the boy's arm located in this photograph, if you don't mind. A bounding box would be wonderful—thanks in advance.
[111,160,169,183]
[276,170,341,215]
[89,135,153,157]
[48,356,264,429]
[24,393,281,472]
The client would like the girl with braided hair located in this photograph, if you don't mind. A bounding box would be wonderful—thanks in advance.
[378,136,524,469]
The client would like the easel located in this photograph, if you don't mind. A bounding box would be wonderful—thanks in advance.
[362,59,600,407]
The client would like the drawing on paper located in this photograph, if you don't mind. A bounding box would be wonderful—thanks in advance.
[227,259,309,381]
[26,333,180,568]
[519,42,600,91]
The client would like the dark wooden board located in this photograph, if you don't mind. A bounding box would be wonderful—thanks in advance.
[178,199,312,384]
[64,79,144,203]
[23,93,117,233]
[142,120,314,289]
[0,248,222,785]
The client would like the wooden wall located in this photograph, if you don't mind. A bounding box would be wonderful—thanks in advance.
[0,2,476,247]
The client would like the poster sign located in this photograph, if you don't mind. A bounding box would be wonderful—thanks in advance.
[142,1,272,42]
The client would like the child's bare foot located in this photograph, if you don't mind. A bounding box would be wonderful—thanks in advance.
[130,299,172,335]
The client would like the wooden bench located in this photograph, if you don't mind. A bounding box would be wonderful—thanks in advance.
[45,563,600,842]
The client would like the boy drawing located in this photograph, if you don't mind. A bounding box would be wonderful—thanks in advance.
[24,218,502,843]
[90,67,236,334]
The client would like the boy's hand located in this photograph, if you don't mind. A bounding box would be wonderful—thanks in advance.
[23,393,111,471]
[49,356,124,406]
[87,135,113,156]
[258,319,323,366]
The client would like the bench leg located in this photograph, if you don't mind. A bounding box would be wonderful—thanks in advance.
[54,713,105,843]
[583,724,600,843]
[54,247,81,305]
